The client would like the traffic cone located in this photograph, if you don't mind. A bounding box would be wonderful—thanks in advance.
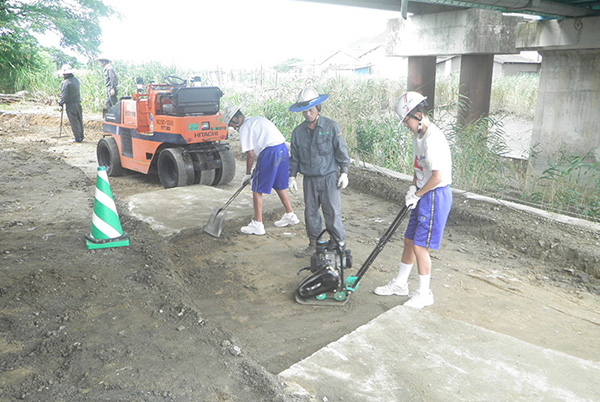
[85,166,130,249]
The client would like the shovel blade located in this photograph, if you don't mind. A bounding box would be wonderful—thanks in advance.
[204,207,227,238]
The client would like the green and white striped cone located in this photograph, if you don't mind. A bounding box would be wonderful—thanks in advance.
[85,166,130,249]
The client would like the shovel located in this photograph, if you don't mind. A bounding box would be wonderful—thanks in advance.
[52,106,64,139]
[204,181,249,238]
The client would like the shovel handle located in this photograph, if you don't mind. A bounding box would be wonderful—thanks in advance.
[58,106,64,138]
[219,181,249,211]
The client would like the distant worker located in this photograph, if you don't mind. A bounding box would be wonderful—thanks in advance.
[96,56,118,115]
[222,105,300,236]
[289,88,351,258]
[373,91,453,309]
[58,64,84,143]
[190,76,202,87]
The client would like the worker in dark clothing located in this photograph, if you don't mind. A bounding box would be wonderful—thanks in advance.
[96,56,118,115]
[289,87,351,258]
[58,64,84,143]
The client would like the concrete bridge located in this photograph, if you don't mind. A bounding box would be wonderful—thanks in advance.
[304,0,600,178]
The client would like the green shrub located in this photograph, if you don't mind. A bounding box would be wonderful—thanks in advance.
[7,59,597,222]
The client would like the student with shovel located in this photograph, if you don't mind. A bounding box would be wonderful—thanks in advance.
[222,105,299,235]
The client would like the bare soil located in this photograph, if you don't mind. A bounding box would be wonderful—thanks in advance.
[1,104,600,401]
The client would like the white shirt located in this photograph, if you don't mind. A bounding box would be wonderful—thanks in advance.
[413,123,452,189]
[239,116,285,156]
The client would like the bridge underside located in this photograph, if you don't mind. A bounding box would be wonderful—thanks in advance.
[302,0,600,178]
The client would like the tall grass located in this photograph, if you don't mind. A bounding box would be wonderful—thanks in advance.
[447,114,515,193]
[523,147,600,219]
[79,61,186,112]
[2,55,192,113]
[6,59,598,221]
[490,74,539,119]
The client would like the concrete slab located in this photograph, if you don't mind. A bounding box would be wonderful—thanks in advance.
[48,141,100,180]
[280,307,600,402]
[45,136,294,238]
[126,182,291,238]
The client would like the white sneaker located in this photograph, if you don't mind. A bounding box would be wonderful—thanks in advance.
[373,280,409,296]
[403,290,434,309]
[241,220,265,235]
[274,212,300,227]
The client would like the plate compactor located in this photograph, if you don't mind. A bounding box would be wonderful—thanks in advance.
[97,75,235,189]
[296,206,410,306]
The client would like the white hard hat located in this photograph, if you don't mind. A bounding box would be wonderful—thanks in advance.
[289,88,329,112]
[222,105,241,126]
[59,64,74,75]
[395,91,427,121]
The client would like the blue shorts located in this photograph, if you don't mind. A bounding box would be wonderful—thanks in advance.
[405,185,452,250]
[253,143,290,194]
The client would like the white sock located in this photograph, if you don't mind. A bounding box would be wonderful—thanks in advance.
[394,263,413,286]
[418,274,431,294]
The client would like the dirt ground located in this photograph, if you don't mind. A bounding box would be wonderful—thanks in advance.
[1,104,600,401]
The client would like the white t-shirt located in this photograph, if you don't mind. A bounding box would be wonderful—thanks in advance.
[239,116,285,156]
[413,123,452,189]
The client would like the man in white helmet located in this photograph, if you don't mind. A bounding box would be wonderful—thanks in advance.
[58,64,84,143]
[96,56,118,116]
[222,105,299,235]
[289,88,351,258]
[373,91,453,309]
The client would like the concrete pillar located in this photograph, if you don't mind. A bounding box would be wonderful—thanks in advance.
[529,49,600,176]
[386,9,520,119]
[517,16,600,178]
[407,56,436,113]
[458,54,494,125]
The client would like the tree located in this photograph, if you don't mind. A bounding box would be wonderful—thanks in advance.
[0,0,116,92]
[273,58,303,73]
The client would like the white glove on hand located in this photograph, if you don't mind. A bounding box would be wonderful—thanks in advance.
[241,173,252,186]
[337,172,348,189]
[405,185,420,209]
[289,177,298,194]
[109,88,116,96]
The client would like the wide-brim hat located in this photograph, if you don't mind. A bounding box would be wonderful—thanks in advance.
[59,64,74,75]
[289,88,329,112]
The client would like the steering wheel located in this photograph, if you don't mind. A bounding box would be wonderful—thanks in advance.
[163,75,187,86]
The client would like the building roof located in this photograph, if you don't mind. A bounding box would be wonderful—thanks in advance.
[494,53,541,64]
[318,32,385,70]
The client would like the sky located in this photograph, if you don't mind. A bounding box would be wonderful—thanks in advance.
[97,0,401,71]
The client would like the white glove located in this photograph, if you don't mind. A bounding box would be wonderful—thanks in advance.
[289,177,298,194]
[337,172,348,189]
[109,88,116,96]
[405,185,420,209]
[241,173,252,186]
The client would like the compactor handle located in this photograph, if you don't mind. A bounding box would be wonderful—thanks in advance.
[352,206,410,286]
